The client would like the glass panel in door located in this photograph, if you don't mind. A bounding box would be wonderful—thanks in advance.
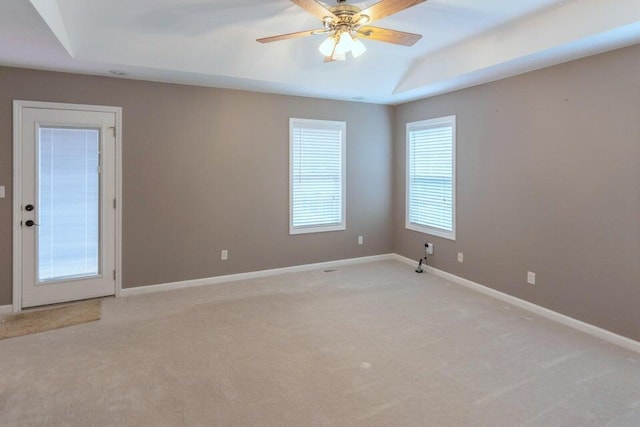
[37,127,101,282]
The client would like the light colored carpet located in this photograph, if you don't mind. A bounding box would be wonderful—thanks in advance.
[0,260,638,426]
[0,299,101,340]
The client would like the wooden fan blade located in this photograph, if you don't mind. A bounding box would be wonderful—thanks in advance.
[257,29,324,43]
[357,26,422,46]
[354,0,425,24]
[290,0,337,21]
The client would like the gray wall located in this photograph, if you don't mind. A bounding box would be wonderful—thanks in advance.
[394,44,640,341]
[0,67,394,304]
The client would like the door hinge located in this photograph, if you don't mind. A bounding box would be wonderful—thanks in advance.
[113,270,116,280]
[109,126,116,137]
[113,198,117,209]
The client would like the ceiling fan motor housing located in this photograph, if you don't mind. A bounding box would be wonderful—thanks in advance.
[325,3,368,33]
[330,4,360,18]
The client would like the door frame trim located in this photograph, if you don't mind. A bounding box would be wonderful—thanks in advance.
[12,100,123,312]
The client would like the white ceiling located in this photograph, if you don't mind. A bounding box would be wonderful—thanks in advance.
[1,0,639,104]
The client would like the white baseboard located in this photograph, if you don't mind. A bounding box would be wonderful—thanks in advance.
[121,254,395,297]
[119,252,640,354]
[0,304,13,314]
[392,254,640,354]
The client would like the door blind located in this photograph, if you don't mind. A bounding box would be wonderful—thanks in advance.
[38,127,100,281]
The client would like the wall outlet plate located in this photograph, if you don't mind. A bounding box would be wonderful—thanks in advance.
[527,271,536,285]
[457,252,464,263]
[221,250,228,261]
[425,243,434,255]
[358,236,363,245]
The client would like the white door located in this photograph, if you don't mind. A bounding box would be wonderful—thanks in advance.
[17,104,117,308]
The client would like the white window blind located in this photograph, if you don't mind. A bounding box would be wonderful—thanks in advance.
[290,118,346,234]
[406,116,456,240]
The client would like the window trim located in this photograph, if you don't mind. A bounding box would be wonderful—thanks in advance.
[405,115,456,241]
[289,118,346,235]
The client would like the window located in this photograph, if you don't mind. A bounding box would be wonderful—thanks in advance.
[290,118,346,235]
[406,116,456,240]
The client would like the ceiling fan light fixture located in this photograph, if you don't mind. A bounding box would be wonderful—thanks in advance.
[351,38,367,58]
[332,50,346,61]
[318,36,336,56]
[335,31,354,54]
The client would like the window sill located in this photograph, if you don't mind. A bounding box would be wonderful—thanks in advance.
[405,222,456,241]
[290,224,346,235]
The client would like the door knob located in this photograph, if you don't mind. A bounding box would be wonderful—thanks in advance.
[25,220,38,227]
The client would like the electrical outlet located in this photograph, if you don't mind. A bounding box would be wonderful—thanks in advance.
[425,243,434,255]
[527,271,536,285]
[0,186,4,198]
[221,250,228,261]
[457,252,464,263]
[358,236,363,245]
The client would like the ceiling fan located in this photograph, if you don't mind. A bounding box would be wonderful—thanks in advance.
[257,0,425,62]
